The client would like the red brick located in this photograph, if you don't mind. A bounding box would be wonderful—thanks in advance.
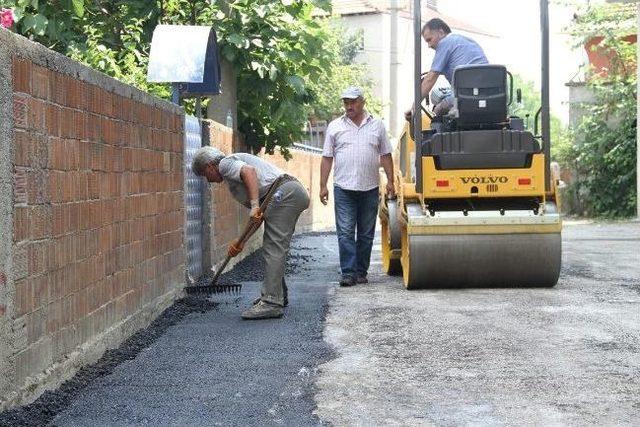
[69,203,80,232]
[48,137,63,170]
[27,309,46,344]
[27,169,49,205]
[76,288,88,320]
[30,206,52,240]
[32,275,49,310]
[51,205,65,237]
[31,65,50,100]
[46,300,62,334]
[87,173,99,199]
[50,72,67,106]
[13,95,28,129]
[15,279,31,316]
[14,131,31,166]
[90,142,104,171]
[46,104,60,137]
[28,97,46,132]
[14,167,28,205]
[74,110,87,140]
[102,92,114,118]
[48,170,63,203]
[12,56,32,93]
[65,77,77,109]
[14,206,29,242]
[32,134,48,169]
[60,107,75,138]
[66,139,80,171]
[61,173,74,202]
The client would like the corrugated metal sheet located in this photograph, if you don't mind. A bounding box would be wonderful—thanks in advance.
[184,115,203,280]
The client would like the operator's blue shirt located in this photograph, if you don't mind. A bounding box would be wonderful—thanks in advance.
[431,33,488,83]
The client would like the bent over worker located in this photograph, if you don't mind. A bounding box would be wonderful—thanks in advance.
[192,147,310,320]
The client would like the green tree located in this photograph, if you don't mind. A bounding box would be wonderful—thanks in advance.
[305,19,381,122]
[1,0,343,156]
[565,1,636,218]
[508,73,568,162]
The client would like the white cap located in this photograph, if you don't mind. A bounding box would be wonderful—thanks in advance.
[341,86,364,99]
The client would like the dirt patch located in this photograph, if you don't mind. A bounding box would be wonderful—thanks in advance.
[0,297,217,427]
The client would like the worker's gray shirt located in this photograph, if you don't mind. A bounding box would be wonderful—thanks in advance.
[218,153,285,208]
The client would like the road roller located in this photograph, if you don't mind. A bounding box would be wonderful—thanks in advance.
[379,0,562,288]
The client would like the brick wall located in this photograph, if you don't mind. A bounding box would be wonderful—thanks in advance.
[0,29,333,409]
[0,30,184,408]
[202,121,334,270]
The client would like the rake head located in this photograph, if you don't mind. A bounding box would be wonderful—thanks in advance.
[184,282,242,295]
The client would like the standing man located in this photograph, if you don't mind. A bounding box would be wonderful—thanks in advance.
[405,18,488,119]
[192,147,310,320]
[320,87,395,287]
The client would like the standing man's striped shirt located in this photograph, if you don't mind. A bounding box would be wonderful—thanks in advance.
[322,113,392,191]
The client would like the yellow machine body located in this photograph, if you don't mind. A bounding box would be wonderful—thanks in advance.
[380,120,562,288]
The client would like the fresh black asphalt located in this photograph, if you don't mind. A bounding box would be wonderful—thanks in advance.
[0,233,338,427]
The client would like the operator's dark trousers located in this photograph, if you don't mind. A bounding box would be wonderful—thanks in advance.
[333,185,379,280]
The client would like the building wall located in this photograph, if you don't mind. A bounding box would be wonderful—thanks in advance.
[207,60,237,130]
[0,30,185,409]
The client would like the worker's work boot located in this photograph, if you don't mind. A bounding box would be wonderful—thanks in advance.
[339,275,356,287]
[252,281,288,307]
[356,275,368,284]
[241,301,283,320]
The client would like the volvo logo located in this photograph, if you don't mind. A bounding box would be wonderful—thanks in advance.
[461,176,509,184]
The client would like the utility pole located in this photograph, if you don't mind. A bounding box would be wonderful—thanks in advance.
[637,1,639,218]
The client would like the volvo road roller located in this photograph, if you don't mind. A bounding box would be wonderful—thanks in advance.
[379,0,562,288]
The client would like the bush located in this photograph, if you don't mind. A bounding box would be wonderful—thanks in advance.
[566,2,637,218]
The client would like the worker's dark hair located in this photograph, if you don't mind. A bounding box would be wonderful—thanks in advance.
[422,18,451,35]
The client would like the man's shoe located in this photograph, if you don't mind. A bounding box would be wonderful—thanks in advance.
[356,275,368,284]
[339,276,356,287]
[253,294,288,307]
[241,301,283,320]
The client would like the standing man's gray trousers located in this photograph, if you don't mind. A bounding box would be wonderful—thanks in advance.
[260,180,310,306]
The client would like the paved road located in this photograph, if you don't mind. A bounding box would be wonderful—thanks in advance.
[4,222,639,426]
[315,221,640,425]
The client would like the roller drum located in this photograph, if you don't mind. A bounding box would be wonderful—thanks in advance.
[405,232,561,288]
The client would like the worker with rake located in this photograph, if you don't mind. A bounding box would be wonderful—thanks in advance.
[192,147,310,320]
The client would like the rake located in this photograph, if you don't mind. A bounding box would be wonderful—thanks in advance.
[184,175,287,295]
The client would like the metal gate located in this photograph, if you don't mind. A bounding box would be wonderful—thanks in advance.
[184,115,203,280]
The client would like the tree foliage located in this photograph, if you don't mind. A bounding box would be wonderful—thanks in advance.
[1,0,378,156]
[564,2,637,218]
[508,73,567,159]
[305,19,381,123]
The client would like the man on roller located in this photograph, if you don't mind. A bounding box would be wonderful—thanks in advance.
[405,18,488,119]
